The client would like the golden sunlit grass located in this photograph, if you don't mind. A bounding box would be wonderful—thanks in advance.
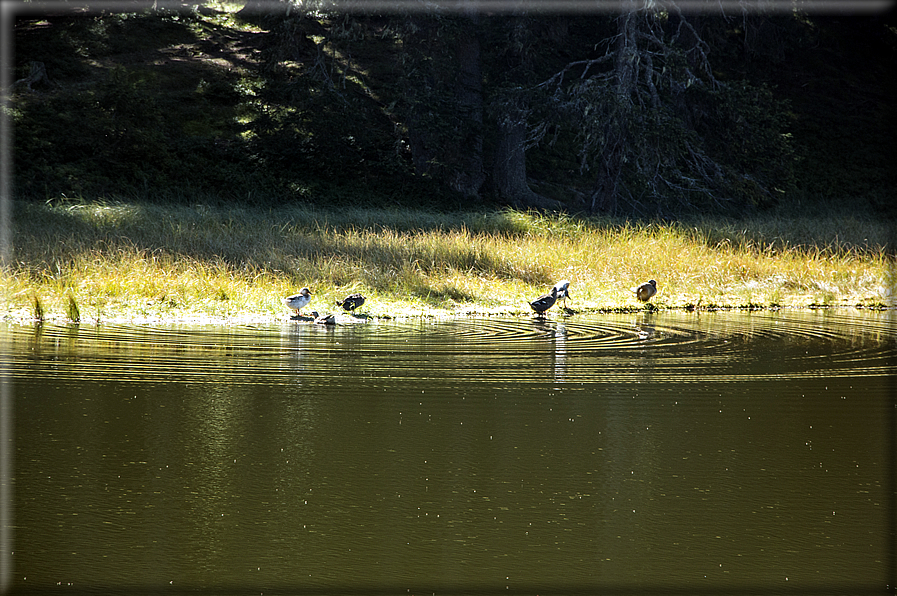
[2,199,894,323]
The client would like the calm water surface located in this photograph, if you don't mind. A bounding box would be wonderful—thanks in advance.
[2,309,895,594]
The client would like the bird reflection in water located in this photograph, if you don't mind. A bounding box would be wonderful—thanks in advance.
[531,318,567,384]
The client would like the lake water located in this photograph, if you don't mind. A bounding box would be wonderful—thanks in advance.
[2,309,895,594]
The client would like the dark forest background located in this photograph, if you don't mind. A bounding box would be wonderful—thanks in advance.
[10,1,897,218]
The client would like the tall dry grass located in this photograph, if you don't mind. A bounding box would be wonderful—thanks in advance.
[2,199,894,322]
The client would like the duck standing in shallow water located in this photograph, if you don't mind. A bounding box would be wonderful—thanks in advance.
[283,287,312,316]
[554,280,571,309]
[530,286,558,316]
[632,279,657,302]
[336,293,365,312]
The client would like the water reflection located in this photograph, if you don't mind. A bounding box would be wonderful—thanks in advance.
[2,309,894,593]
[529,317,568,384]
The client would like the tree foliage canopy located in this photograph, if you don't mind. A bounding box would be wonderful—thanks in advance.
[10,3,896,217]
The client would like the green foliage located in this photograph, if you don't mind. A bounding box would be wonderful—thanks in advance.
[386,15,485,184]
[14,66,239,198]
[702,82,797,206]
[12,11,423,206]
[9,8,894,218]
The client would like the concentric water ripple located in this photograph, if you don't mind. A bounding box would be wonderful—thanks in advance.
[3,309,894,386]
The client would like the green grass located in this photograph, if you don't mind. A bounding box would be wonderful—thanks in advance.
[2,199,894,324]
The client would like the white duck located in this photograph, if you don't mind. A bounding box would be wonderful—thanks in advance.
[283,287,313,316]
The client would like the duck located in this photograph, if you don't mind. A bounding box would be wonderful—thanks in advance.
[530,286,558,316]
[310,311,336,325]
[336,293,365,312]
[283,287,313,316]
[632,279,657,302]
[553,280,571,308]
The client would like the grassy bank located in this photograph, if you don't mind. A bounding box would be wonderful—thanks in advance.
[2,200,894,324]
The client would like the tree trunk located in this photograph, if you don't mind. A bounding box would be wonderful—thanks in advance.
[590,8,637,214]
[494,110,563,210]
[449,25,485,199]
[590,145,625,214]
[405,111,436,178]
[491,16,562,210]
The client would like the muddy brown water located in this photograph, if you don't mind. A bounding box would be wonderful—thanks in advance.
[2,309,895,594]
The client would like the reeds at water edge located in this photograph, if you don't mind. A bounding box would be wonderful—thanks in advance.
[31,294,43,322]
[65,293,81,323]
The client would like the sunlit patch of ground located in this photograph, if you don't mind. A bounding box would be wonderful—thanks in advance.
[3,201,894,326]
